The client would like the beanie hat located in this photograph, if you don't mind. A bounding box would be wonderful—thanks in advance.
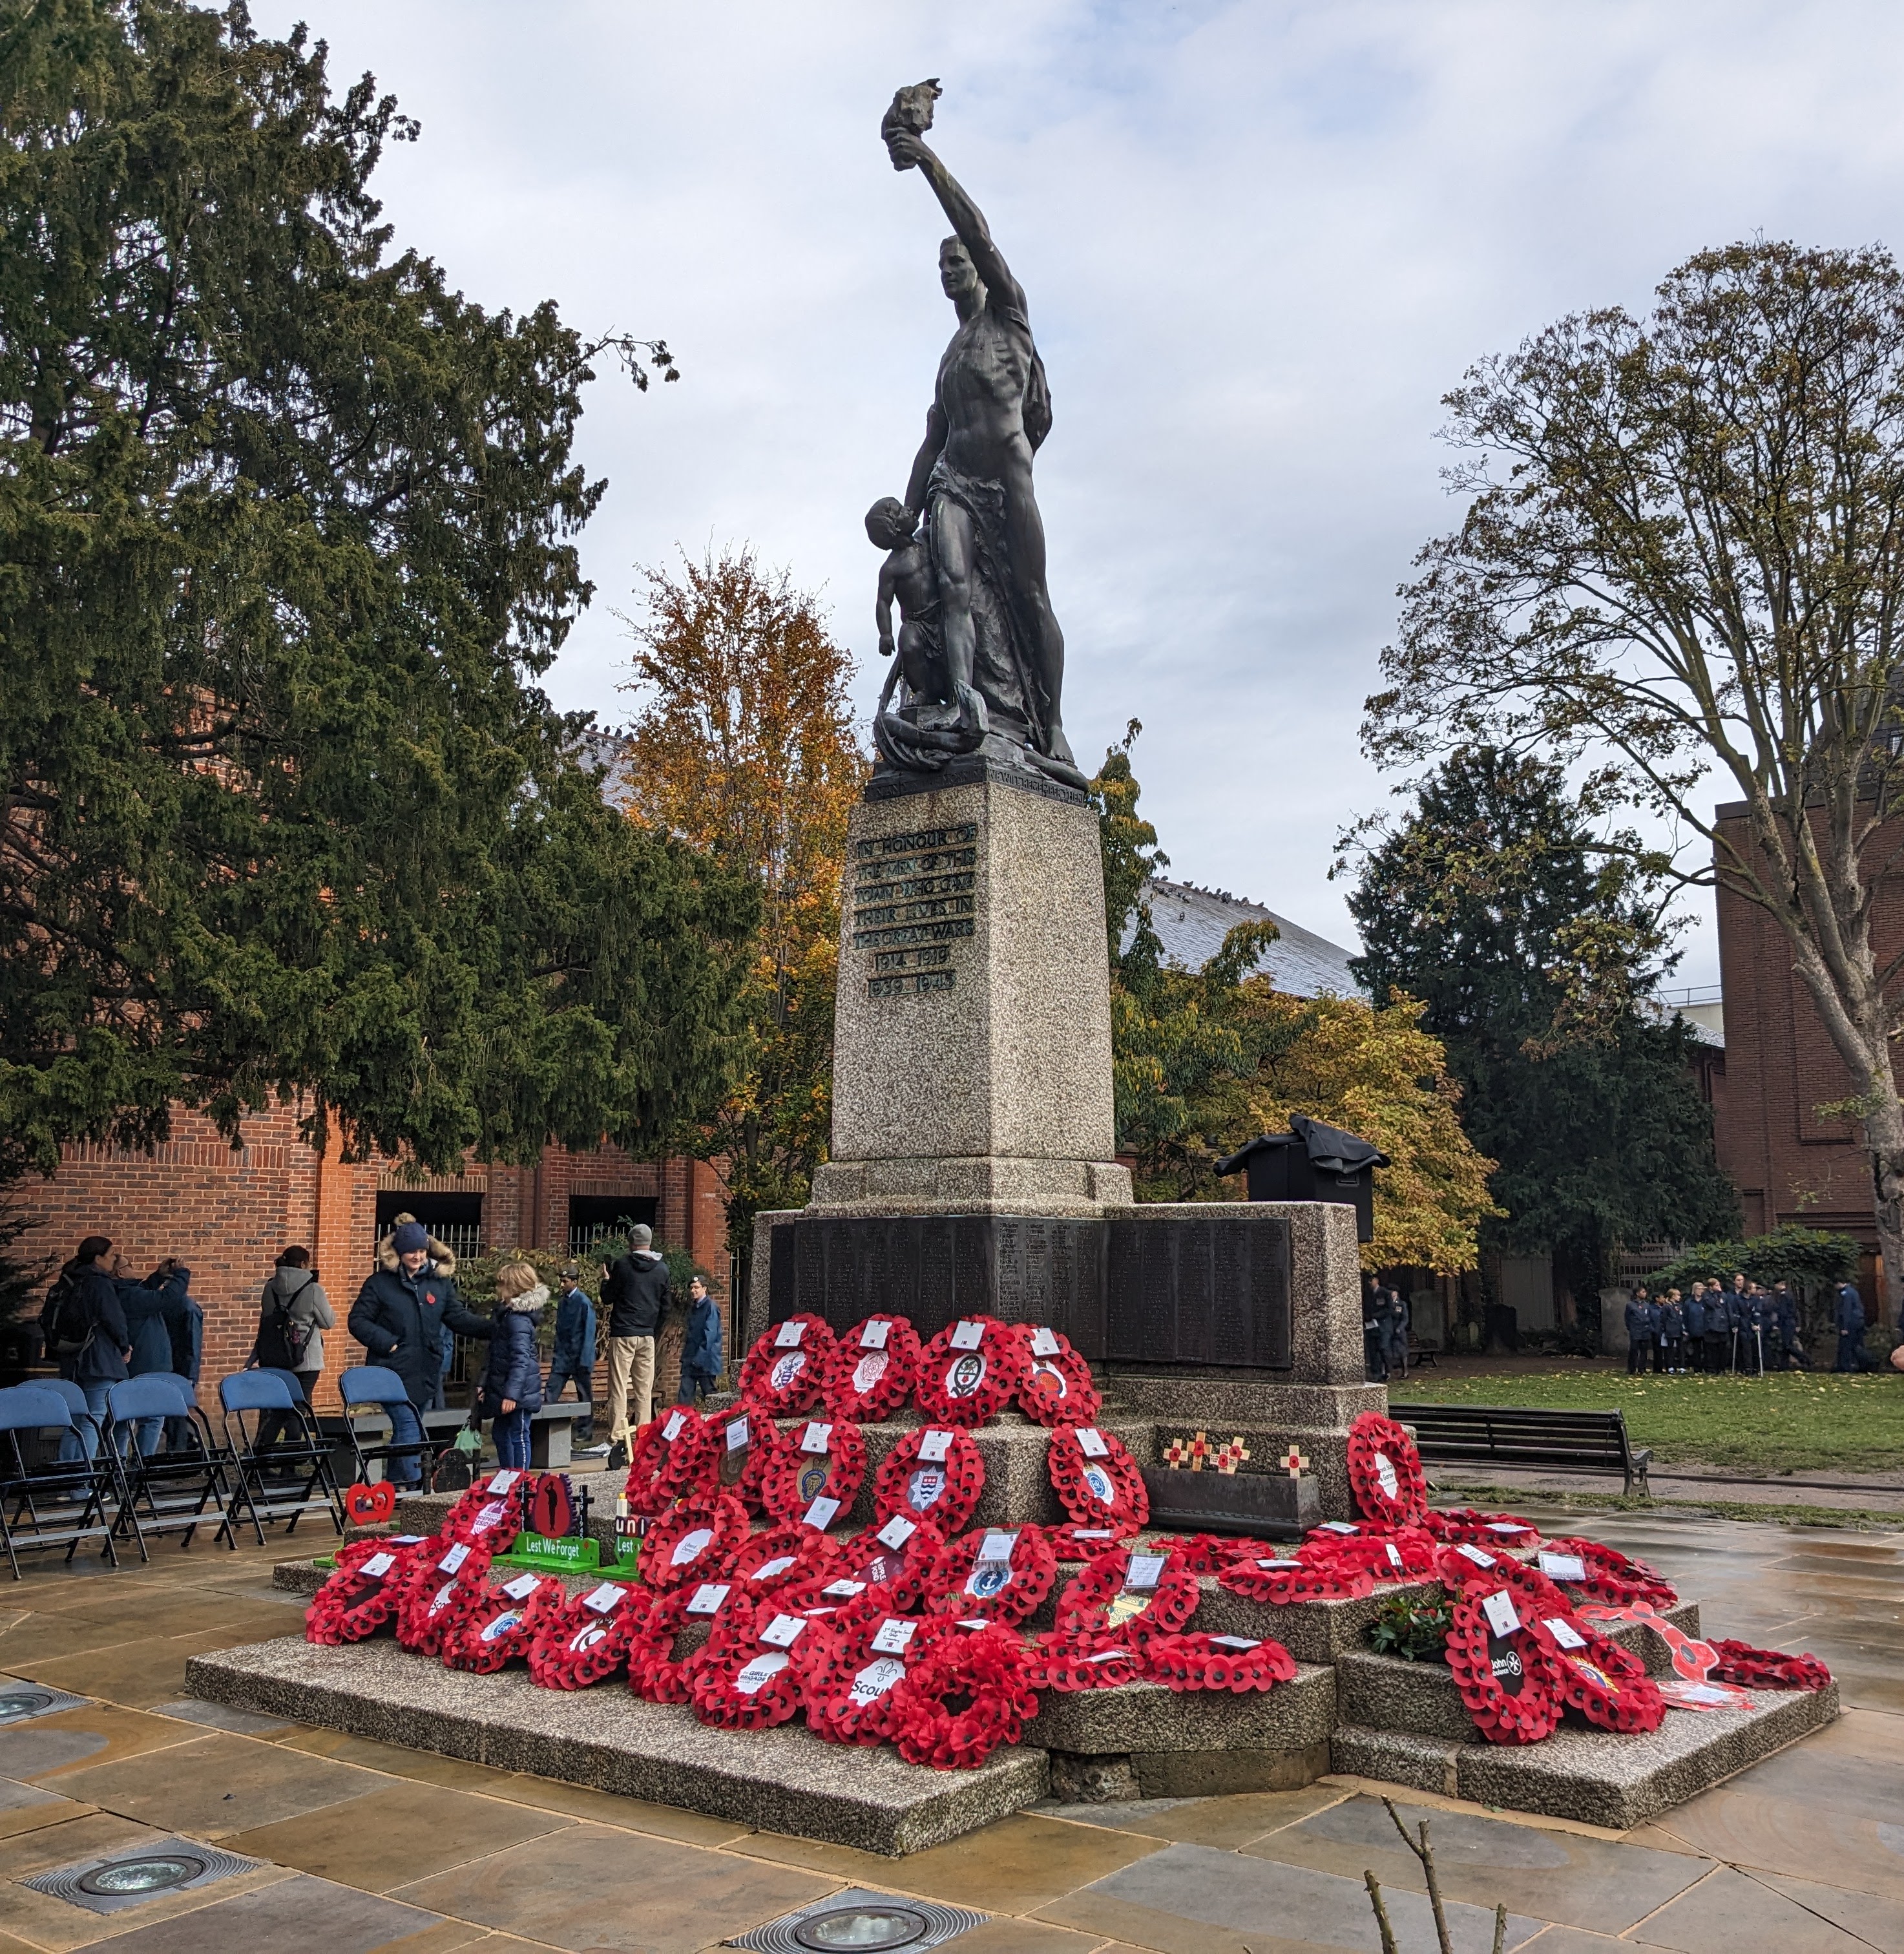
[391,1221,430,1255]
[629,1224,653,1248]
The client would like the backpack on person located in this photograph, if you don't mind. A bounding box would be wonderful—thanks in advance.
[41,1269,96,1360]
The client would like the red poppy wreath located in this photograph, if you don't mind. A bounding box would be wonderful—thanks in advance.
[442,1570,562,1674]
[738,1316,835,1416]
[1046,1520,1141,1562]
[1012,1326,1101,1428]
[702,1405,782,1516]
[890,1621,1040,1769]
[1443,1594,1567,1745]
[1706,1639,1833,1692]
[727,1522,837,1600]
[440,1471,528,1551]
[638,1494,750,1590]
[829,1512,947,1612]
[871,1424,986,1534]
[684,1603,813,1730]
[1539,1617,1666,1732]
[525,1579,653,1690]
[823,1316,921,1423]
[1023,1632,1146,1692]
[629,1580,756,1703]
[1420,1506,1542,1550]
[762,1416,868,1529]
[913,1318,1027,1428]
[797,1595,947,1746]
[1538,1537,1678,1610]
[1219,1550,1375,1605]
[1145,1533,1253,1576]
[1346,1411,1430,1528]
[622,1405,716,1518]
[1433,1542,1565,1614]
[1140,1632,1299,1694]
[919,1524,1058,1628]
[306,1537,424,1644]
[1053,1544,1200,1649]
[1304,1528,1439,1583]
[393,1538,493,1656]
[1047,1423,1149,1531]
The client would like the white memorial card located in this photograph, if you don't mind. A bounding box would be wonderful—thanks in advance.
[1543,1617,1587,1649]
[871,1618,917,1654]
[662,1411,687,1441]
[1124,1553,1167,1592]
[488,1470,520,1495]
[875,1515,917,1550]
[760,1613,806,1648]
[1538,1552,1587,1583]
[501,1573,540,1601]
[685,1582,730,1615]
[582,1583,625,1615]
[1029,1327,1060,1356]
[360,1552,395,1579]
[1456,1544,1498,1568]
[725,1416,750,1451]
[1208,1635,1262,1651]
[1317,1520,1360,1535]
[917,1430,953,1462]
[800,1422,833,1455]
[775,1320,806,1348]
[802,1495,842,1529]
[437,1542,470,1573]
[1481,1590,1522,1637]
[859,1319,890,1349]
[1076,1428,1109,1458]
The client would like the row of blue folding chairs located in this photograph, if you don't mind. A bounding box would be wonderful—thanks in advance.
[0,1369,346,1579]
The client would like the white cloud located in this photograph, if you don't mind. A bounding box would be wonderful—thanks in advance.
[251,0,1904,985]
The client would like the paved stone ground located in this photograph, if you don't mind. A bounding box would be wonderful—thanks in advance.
[0,1510,1890,1951]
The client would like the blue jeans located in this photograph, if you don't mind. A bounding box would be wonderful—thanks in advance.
[491,1407,532,1471]
[384,1398,425,1486]
[121,1417,163,1458]
[56,1381,113,1471]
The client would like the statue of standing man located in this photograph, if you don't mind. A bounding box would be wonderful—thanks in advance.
[868,81,1084,791]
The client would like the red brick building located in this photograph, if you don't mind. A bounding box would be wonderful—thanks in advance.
[1711,797,1892,1329]
[15,1108,731,1412]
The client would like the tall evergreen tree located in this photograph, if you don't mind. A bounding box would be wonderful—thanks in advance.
[1347,749,1739,1307]
[0,0,751,1179]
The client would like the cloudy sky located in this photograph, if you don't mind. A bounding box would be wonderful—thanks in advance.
[253,0,1904,988]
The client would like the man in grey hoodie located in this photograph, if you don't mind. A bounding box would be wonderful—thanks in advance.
[600,1224,670,1467]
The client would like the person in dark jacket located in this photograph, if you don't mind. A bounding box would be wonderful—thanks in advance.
[348,1221,492,1486]
[1736,1285,1767,1376]
[1624,1288,1658,1374]
[602,1224,671,1467]
[1772,1282,1805,1369]
[1697,1281,1730,1374]
[1657,1291,1685,1373]
[1362,1283,1388,1382]
[39,1236,131,1466]
[478,1261,547,1471]
[114,1257,191,1455]
[547,1263,600,1451]
[677,1276,724,1405]
[1682,1286,1706,1365]
[1836,1281,1868,1372]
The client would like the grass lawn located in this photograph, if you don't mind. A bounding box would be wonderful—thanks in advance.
[1391,1369,1904,1475]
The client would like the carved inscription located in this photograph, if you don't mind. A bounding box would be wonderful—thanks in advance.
[852,821,979,1000]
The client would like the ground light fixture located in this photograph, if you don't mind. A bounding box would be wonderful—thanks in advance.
[728,1888,985,1953]
[75,1854,209,1898]
[0,1690,59,1722]
[23,1839,260,1917]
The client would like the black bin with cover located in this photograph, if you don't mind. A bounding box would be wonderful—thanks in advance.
[1215,1116,1389,1244]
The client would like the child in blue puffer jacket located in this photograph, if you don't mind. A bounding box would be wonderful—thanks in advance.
[479,1261,547,1469]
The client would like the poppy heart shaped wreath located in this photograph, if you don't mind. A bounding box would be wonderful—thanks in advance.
[1706,1639,1833,1691]
[443,1571,563,1674]
[919,1524,1058,1628]
[1219,1550,1376,1604]
[639,1494,751,1590]
[738,1316,835,1416]
[1420,1507,1542,1548]
[1542,1619,1666,1732]
[306,1537,426,1644]
[1012,1328,1101,1428]
[1046,1520,1142,1562]
[871,1425,986,1535]
[890,1621,1041,1769]
[1140,1632,1299,1694]
[393,1540,494,1656]
[684,1604,814,1730]
[830,1513,948,1612]
[525,1581,653,1689]
[1023,1632,1146,1692]
[342,1480,397,1528]
[1046,1424,1149,1530]
[440,1473,528,1551]
[913,1318,1027,1428]
[1443,1597,1567,1745]
[797,1594,948,1746]
[822,1316,922,1423]
[622,1407,717,1518]
[1053,1545,1200,1648]
[1346,1411,1430,1527]
[629,1581,757,1703]
[762,1416,868,1528]
[1539,1537,1678,1610]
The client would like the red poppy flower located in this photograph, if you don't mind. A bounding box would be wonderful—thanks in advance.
[870,1424,986,1535]
[888,1621,1041,1768]
[1046,1424,1149,1531]
[822,1316,921,1423]
[761,1416,868,1530]
[1010,1327,1101,1428]
[737,1316,835,1416]
[913,1318,1026,1428]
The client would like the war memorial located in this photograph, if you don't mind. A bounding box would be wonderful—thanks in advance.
[189,84,1838,1862]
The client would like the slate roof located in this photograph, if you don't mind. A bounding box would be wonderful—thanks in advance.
[1136,877,1365,1000]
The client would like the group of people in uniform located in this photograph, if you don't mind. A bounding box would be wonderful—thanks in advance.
[1623,1274,1868,1375]
[1363,1283,1411,1382]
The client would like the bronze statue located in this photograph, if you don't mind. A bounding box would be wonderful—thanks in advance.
[871,83,1083,791]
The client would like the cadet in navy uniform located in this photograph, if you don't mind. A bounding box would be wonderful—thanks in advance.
[1836,1281,1868,1372]
[1697,1281,1729,1374]
[1657,1290,1686,1374]
[1624,1287,1658,1374]
[1736,1285,1766,1376]
[1771,1281,1804,1369]
[1682,1284,1706,1372]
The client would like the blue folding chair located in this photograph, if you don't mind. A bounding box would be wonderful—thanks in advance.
[0,1386,122,1576]
[105,1376,233,1556]
[339,1366,444,1491]
[218,1371,343,1546]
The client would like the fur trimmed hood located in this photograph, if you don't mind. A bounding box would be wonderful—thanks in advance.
[499,1282,549,1316]
[375,1217,457,1279]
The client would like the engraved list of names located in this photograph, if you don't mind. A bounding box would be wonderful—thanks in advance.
[851,820,979,999]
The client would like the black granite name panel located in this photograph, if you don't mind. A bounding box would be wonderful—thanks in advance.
[1105,1213,1291,1371]
[768,1214,1107,1353]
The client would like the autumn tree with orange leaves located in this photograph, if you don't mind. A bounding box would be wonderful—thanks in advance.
[620,548,868,1304]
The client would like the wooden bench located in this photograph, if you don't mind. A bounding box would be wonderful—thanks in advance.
[326,1403,588,1480]
[1388,1402,1651,1497]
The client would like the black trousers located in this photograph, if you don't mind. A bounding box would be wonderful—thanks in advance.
[1627,1337,1653,1374]
[1703,1332,1729,1374]
[256,1369,320,1455]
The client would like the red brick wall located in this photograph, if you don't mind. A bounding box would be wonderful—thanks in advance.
[1713,801,1897,1327]
[16,1113,733,1418]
